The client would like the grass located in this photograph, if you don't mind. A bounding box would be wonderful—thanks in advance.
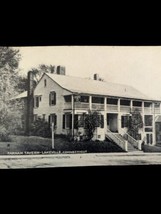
[142,144,161,152]
[0,135,124,155]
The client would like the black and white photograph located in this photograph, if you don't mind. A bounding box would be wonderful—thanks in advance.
[1,46,161,169]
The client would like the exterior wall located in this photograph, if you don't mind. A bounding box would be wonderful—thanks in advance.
[34,74,70,134]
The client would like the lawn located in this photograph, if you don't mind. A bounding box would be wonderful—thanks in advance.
[0,135,124,155]
[142,144,161,152]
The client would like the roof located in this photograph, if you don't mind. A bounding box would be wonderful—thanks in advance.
[46,73,154,101]
[10,91,27,100]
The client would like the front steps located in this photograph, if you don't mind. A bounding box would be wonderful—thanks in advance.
[106,132,140,152]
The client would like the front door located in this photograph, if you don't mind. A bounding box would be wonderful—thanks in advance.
[107,113,118,132]
[156,122,161,143]
[146,133,153,145]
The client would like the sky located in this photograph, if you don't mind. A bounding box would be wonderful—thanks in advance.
[18,46,161,100]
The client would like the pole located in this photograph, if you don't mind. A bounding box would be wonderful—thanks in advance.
[52,122,54,149]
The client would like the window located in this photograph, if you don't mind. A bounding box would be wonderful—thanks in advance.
[44,79,47,87]
[107,98,118,105]
[66,114,72,129]
[120,99,130,106]
[92,96,104,104]
[144,115,153,126]
[155,103,160,108]
[35,96,39,108]
[145,127,153,132]
[121,115,129,128]
[62,115,65,129]
[34,96,42,108]
[49,91,56,106]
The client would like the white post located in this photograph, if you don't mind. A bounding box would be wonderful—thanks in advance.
[52,122,54,149]
[152,103,156,145]
[142,101,145,142]
[104,97,107,137]
[89,95,92,110]
[130,100,133,112]
[118,98,121,133]
[71,94,74,137]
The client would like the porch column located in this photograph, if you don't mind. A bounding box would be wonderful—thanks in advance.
[104,97,107,131]
[89,95,92,110]
[142,101,145,141]
[71,94,74,136]
[118,98,121,133]
[130,100,133,112]
[152,102,156,145]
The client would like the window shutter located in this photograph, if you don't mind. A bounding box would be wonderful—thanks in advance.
[121,116,124,128]
[54,114,57,126]
[69,114,72,129]
[48,115,51,128]
[63,115,65,129]
[101,115,104,128]
[54,92,56,105]
[74,115,78,129]
[49,93,51,105]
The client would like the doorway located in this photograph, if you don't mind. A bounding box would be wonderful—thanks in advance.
[107,113,118,132]
[146,133,153,145]
[156,122,161,144]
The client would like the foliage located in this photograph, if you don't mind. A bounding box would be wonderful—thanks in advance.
[30,64,57,83]
[0,125,11,142]
[128,109,143,140]
[79,111,103,140]
[142,144,161,153]
[30,118,52,138]
[0,47,24,140]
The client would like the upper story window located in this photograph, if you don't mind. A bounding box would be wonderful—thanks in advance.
[49,91,56,106]
[44,79,47,87]
[34,96,42,108]
[155,103,160,108]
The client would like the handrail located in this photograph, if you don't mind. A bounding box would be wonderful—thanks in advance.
[120,129,141,150]
[106,128,124,143]
[106,128,127,151]
[120,129,138,144]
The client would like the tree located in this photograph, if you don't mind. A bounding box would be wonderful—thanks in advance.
[128,109,143,140]
[30,64,56,83]
[79,111,104,140]
[0,47,22,140]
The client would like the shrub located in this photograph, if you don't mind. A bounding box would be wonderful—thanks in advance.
[54,140,124,153]
[0,126,12,142]
[30,118,51,138]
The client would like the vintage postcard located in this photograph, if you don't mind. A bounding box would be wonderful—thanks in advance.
[0,46,161,169]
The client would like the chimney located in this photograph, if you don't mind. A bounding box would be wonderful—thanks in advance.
[94,73,99,80]
[26,71,34,135]
[57,66,66,75]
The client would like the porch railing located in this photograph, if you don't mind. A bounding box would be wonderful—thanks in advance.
[75,102,89,109]
[120,129,141,150]
[106,104,118,112]
[132,106,142,112]
[106,128,127,151]
[144,107,152,114]
[120,105,131,113]
[92,103,104,110]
